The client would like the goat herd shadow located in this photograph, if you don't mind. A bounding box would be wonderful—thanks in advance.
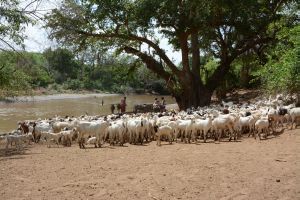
[0,145,42,160]
[0,128,286,158]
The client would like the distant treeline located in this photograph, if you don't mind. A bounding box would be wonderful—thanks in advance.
[0,48,169,97]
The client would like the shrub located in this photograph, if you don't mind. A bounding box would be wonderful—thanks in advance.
[63,79,83,90]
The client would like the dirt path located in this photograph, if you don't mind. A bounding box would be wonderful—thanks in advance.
[0,129,299,200]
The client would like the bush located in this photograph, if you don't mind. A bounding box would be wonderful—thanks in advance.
[82,79,94,90]
[63,79,83,90]
[254,25,300,93]
[147,80,169,95]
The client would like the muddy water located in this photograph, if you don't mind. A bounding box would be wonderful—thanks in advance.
[0,94,175,133]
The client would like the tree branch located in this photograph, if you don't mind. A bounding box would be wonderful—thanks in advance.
[22,0,41,12]
[234,36,273,58]
[216,27,226,49]
[0,64,5,71]
[75,30,181,76]
[122,46,176,90]
[207,35,273,90]
[0,38,24,57]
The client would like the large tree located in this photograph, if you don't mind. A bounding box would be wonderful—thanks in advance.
[43,48,80,82]
[46,0,297,109]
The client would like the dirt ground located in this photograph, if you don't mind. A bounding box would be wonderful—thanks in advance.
[0,129,299,200]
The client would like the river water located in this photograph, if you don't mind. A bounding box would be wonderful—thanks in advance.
[0,94,175,133]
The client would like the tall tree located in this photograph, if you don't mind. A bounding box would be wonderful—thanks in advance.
[46,0,297,109]
[43,48,80,83]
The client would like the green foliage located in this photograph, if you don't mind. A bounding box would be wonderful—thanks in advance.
[254,25,300,93]
[43,48,80,83]
[63,79,82,90]
[0,48,168,97]
[0,64,31,97]
[0,0,35,49]
[18,52,53,87]
[0,51,53,88]
[201,58,218,84]
[82,56,168,94]
[0,0,47,97]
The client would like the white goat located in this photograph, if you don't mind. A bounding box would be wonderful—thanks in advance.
[192,115,213,143]
[60,128,78,147]
[155,125,173,146]
[176,119,194,143]
[40,131,62,148]
[254,117,270,139]
[106,121,127,146]
[212,115,234,142]
[289,107,300,129]
[74,120,110,148]
[86,136,97,147]
[5,134,30,152]
[52,121,71,133]
[33,122,53,143]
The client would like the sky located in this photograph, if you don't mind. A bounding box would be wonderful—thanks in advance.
[22,0,60,52]
[22,0,182,64]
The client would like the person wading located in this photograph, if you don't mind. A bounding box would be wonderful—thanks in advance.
[110,104,115,114]
[120,97,127,113]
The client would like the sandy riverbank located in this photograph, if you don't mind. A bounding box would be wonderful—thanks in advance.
[0,93,120,104]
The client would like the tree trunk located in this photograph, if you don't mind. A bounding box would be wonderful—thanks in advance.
[174,89,213,110]
[124,47,219,110]
[173,83,213,110]
[240,65,250,88]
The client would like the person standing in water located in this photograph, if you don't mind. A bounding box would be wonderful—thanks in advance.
[120,97,127,113]
[110,104,115,114]
[161,97,166,111]
[161,97,166,106]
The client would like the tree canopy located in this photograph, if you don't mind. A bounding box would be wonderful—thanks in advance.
[255,24,300,93]
[46,0,298,109]
[0,0,44,50]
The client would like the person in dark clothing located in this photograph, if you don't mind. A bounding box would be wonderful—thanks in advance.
[161,97,166,111]
[117,104,121,113]
[153,98,160,112]
[110,104,115,114]
[120,97,127,113]
[161,97,166,106]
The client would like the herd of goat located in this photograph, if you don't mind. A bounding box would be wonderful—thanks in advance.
[1,96,300,153]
